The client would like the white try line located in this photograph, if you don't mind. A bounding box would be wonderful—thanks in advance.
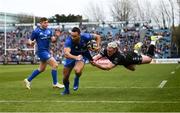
[0,112,180,113]
[81,87,156,89]
[0,100,180,104]
[170,64,180,75]
[158,80,167,88]
[81,86,180,89]
[82,86,180,89]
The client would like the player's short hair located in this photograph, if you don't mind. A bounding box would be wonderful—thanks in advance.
[40,17,48,22]
[108,42,118,48]
[72,27,81,34]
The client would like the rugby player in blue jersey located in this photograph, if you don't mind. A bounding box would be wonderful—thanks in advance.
[24,17,64,90]
[61,27,101,95]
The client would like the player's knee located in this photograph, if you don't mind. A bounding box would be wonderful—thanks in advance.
[52,63,58,69]
[74,68,82,74]
[38,68,45,72]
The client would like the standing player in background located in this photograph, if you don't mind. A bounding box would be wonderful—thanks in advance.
[61,27,101,95]
[24,17,64,90]
[92,36,162,71]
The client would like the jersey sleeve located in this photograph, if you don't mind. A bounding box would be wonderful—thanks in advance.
[64,37,72,48]
[30,30,38,41]
[89,34,96,40]
[81,33,95,41]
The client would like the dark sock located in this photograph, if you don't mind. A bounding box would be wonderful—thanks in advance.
[63,80,69,91]
[147,44,155,58]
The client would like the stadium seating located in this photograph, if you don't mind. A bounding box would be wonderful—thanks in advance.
[0,23,175,64]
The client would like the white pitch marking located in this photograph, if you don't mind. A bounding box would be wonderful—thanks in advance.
[0,112,179,113]
[81,86,180,89]
[82,86,156,89]
[171,71,175,74]
[0,100,179,104]
[158,80,167,88]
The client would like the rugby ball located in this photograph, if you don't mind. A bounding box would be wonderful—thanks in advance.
[95,57,111,65]
[87,40,97,50]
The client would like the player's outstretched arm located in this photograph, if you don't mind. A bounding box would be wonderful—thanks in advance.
[92,54,103,61]
[93,34,101,51]
[92,60,116,70]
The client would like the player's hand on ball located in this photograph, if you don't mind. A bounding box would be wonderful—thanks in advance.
[93,46,100,52]
[87,40,100,51]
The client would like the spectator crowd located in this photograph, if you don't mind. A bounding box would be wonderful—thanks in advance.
[0,23,173,64]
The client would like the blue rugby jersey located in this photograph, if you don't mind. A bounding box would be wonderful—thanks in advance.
[30,27,53,52]
[64,33,94,56]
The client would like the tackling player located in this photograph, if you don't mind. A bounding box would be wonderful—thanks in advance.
[92,36,161,71]
[24,17,64,90]
[61,27,101,95]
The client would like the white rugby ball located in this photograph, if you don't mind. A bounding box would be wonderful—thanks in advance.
[95,57,111,65]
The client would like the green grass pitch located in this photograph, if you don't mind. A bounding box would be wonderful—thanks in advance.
[0,64,180,112]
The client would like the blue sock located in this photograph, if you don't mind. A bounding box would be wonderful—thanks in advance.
[74,75,79,85]
[51,70,57,85]
[73,75,79,90]
[27,69,40,82]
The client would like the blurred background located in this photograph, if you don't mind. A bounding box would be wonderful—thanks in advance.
[0,0,180,64]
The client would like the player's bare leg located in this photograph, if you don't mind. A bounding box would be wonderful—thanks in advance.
[24,62,47,90]
[48,57,64,88]
[141,34,162,64]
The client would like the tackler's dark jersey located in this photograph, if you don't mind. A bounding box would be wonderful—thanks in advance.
[100,48,142,66]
